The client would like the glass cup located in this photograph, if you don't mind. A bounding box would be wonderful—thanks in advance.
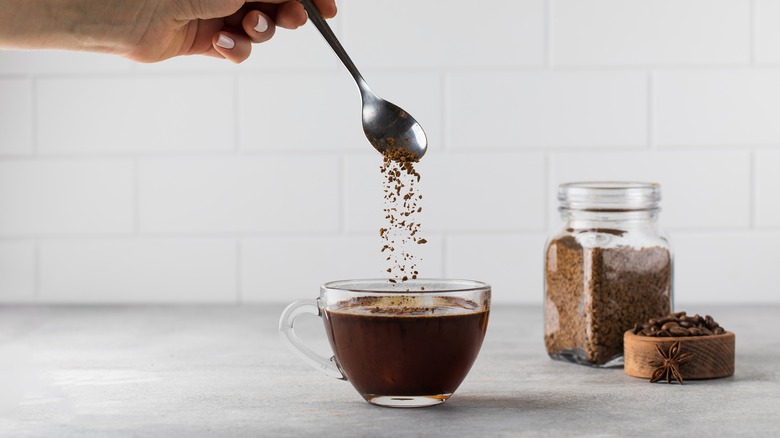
[279,279,491,408]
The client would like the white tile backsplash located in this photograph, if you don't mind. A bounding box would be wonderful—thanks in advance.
[655,69,780,146]
[672,232,780,303]
[757,0,780,64]
[39,239,236,303]
[0,241,35,301]
[0,50,133,74]
[0,160,134,235]
[550,150,752,229]
[344,152,547,233]
[0,78,32,155]
[419,152,547,232]
[446,234,547,304]
[238,71,442,152]
[37,76,235,154]
[553,0,751,66]
[241,235,444,302]
[1,0,779,303]
[447,71,647,149]
[756,149,780,227]
[342,152,392,233]
[138,155,340,233]
[342,0,546,68]
[238,72,363,151]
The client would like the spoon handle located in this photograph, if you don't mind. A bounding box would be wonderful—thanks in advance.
[297,0,371,94]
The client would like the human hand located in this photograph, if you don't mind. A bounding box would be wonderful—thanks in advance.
[0,0,338,63]
[127,0,338,63]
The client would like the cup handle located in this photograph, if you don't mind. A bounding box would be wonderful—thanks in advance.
[278,299,346,380]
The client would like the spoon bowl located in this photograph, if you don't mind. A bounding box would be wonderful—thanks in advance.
[299,0,428,160]
[361,94,428,159]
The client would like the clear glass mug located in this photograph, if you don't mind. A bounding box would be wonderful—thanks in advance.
[279,279,491,408]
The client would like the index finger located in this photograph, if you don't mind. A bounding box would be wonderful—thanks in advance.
[245,0,337,19]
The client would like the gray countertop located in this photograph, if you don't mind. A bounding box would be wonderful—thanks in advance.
[1,304,778,437]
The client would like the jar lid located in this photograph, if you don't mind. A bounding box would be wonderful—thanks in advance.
[558,182,661,211]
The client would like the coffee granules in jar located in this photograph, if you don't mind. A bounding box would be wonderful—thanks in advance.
[544,182,673,367]
[545,236,671,365]
[380,147,426,284]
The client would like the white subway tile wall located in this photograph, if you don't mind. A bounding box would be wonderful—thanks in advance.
[552,0,751,66]
[39,239,237,303]
[342,0,546,68]
[757,0,780,64]
[655,70,780,146]
[0,242,35,300]
[0,78,32,155]
[756,149,780,227]
[1,0,778,303]
[138,156,340,233]
[549,150,752,229]
[37,76,235,154]
[447,71,647,148]
[0,160,134,235]
[672,232,780,303]
[241,235,444,302]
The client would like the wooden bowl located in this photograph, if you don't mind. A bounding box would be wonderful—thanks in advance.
[624,330,735,380]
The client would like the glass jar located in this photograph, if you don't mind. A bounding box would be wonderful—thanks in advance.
[544,182,673,367]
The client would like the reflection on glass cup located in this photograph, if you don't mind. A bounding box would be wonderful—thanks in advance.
[279,279,491,408]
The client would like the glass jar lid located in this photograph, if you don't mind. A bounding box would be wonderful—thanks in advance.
[558,182,661,211]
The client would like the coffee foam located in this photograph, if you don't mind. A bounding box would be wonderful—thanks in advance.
[327,296,481,317]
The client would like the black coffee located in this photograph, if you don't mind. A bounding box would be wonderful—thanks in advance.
[323,296,489,399]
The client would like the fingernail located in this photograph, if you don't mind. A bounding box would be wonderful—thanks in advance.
[216,34,235,49]
[255,15,269,33]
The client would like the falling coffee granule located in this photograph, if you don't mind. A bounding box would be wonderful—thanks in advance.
[380,147,426,284]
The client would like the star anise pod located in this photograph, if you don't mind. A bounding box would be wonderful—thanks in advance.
[648,340,694,384]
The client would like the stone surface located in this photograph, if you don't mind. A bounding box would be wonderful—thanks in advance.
[0,304,777,437]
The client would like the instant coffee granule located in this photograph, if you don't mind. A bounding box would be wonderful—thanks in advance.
[380,148,426,284]
[544,235,671,365]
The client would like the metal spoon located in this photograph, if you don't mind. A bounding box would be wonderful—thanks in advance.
[298,0,428,160]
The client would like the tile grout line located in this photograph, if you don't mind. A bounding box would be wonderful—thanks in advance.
[233,73,241,152]
[440,233,449,278]
[751,150,758,229]
[133,157,141,234]
[441,71,449,150]
[543,152,551,231]
[339,154,347,234]
[752,0,759,65]
[30,75,38,155]
[546,0,554,68]
[236,239,243,304]
[33,239,41,299]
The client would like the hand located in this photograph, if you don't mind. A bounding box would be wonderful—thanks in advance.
[0,0,338,63]
[127,0,338,63]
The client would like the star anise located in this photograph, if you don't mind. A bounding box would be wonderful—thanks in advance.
[648,340,694,384]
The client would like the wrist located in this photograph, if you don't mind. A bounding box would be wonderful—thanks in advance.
[0,0,151,55]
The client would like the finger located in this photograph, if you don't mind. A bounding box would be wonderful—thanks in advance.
[274,1,308,29]
[244,0,337,18]
[313,0,338,19]
[212,32,252,63]
[242,10,276,43]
